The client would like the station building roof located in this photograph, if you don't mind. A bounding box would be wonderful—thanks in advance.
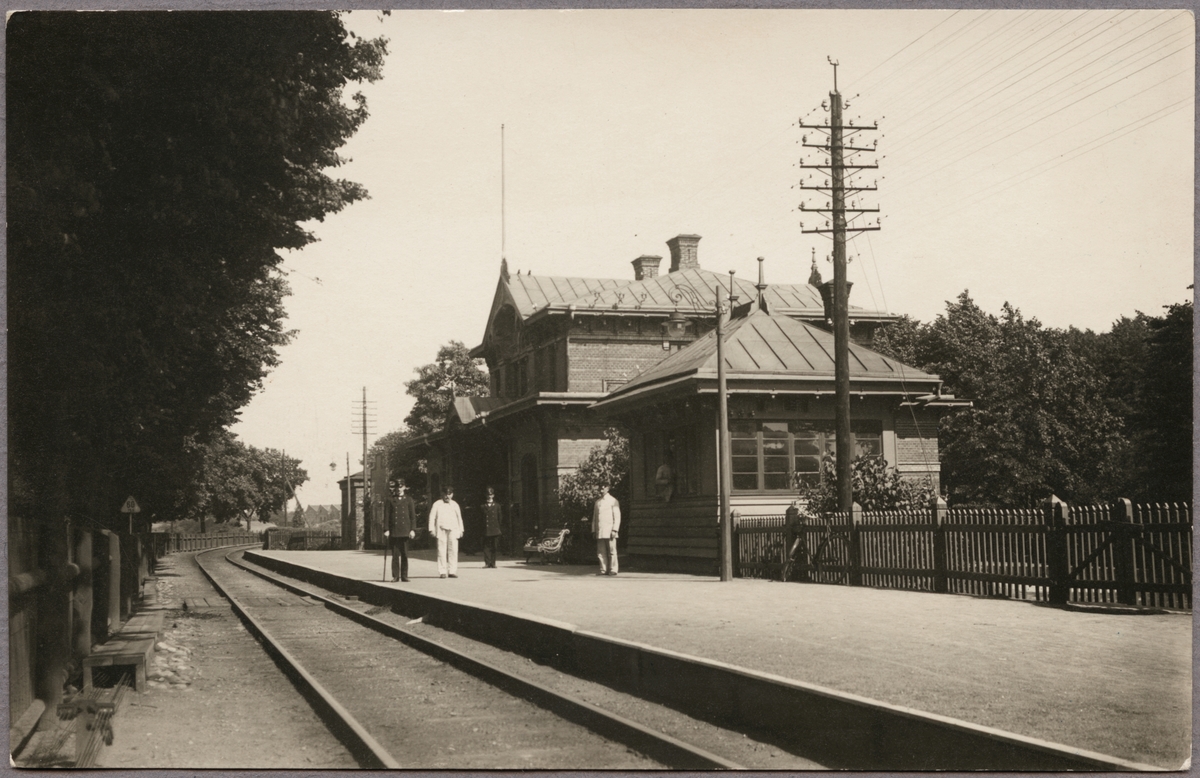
[592,307,944,414]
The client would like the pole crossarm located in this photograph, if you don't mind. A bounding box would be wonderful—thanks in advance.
[801,226,882,235]
[802,143,878,152]
[799,163,880,170]
[800,185,878,193]
[800,206,881,213]
[798,123,878,131]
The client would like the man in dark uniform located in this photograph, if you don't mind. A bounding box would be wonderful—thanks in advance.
[385,478,416,582]
[481,486,503,568]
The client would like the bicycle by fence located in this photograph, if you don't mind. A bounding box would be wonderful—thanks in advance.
[735,497,1191,609]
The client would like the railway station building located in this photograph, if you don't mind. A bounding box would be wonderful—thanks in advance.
[396,234,961,573]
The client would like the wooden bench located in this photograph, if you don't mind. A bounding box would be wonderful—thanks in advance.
[82,609,164,694]
[523,527,571,565]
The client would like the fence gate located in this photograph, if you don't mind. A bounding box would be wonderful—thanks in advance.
[1067,501,1191,609]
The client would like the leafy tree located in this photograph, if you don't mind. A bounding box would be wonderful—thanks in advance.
[559,429,631,523]
[402,341,490,437]
[192,434,260,530]
[248,447,309,527]
[186,433,308,531]
[797,456,936,516]
[870,314,923,366]
[1136,301,1193,501]
[913,294,1125,506]
[8,12,385,531]
[8,12,384,703]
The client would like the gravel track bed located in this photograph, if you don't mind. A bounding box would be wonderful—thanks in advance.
[209,551,662,769]
[95,552,357,769]
[233,552,825,769]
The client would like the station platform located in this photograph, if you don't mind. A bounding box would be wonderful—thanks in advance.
[244,546,1189,769]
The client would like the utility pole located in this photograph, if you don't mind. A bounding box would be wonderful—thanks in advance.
[800,57,881,511]
[344,452,352,549]
[716,272,736,582]
[351,388,376,549]
[280,450,302,528]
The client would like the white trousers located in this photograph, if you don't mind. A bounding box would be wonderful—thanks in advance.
[596,537,618,574]
[436,529,459,576]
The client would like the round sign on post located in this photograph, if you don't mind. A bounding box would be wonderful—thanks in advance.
[121,496,141,533]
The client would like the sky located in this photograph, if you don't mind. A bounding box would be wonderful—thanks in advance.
[231,9,1195,507]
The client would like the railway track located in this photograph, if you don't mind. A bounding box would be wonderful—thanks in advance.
[194,547,786,770]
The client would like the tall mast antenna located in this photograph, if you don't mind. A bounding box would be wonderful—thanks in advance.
[501,124,506,261]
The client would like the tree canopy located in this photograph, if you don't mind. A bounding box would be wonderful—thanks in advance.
[190,433,308,530]
[8,12,386,527]
[873,292,1192,506]
[402,341,491,437]
[371,341,490,505]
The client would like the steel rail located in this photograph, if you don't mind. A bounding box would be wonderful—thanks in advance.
[209,547,744,770]
[193,546,401,769]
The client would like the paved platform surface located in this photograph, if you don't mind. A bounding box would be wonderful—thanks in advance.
[256,547,1191,769]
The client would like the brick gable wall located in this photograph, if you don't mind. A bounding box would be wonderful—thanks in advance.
[567,340,670,393]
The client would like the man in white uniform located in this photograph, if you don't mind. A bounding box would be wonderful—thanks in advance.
[592,485,621,576]
[428,486,464,578]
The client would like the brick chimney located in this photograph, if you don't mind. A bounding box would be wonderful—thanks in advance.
[631,255,662,281]
[667,234,701,273]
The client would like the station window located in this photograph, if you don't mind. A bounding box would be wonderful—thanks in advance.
[643,426,700,499]
[731,420,882,491]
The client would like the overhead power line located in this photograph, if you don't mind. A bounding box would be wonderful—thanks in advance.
[884,37,1193,203]
[883,12,1185,166]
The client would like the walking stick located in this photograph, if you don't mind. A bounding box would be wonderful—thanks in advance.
[382,501,390,582]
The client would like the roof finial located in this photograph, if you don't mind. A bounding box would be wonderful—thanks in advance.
[808,247,823,287]
[756,257,769,313]
[500,257,510,282]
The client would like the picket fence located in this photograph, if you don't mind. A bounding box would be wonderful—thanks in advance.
[735,498,1191,609]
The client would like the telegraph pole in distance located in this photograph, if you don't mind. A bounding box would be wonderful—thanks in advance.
[800,57,881,511]
[351,388,376,549]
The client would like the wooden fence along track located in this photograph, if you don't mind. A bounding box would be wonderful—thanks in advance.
[736,499,1191,609]
[151,531,260,555]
